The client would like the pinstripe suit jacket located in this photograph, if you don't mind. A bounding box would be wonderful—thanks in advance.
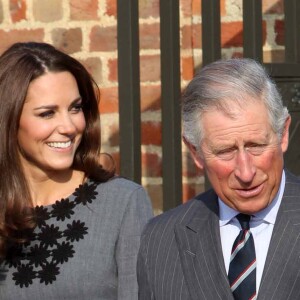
[137,171,300,300]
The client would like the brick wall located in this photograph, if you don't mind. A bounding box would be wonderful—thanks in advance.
[0,0,285,214]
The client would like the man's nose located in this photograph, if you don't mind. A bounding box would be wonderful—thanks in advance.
[234,150,256,183]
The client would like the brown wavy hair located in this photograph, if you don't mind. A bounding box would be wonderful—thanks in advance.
[0,42,115,259]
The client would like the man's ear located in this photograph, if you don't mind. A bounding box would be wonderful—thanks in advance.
[281,115,291,153]
[183,136,205,171]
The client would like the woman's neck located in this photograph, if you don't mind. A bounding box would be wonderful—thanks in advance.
[24,168,85,206]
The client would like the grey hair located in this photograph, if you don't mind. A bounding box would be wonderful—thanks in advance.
[182,58,289,148]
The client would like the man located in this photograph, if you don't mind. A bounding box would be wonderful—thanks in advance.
[137,58,300,300]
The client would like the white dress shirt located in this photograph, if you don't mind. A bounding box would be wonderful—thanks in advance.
[219,170,285,292]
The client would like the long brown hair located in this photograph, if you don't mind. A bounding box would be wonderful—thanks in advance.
[0,42,114,259]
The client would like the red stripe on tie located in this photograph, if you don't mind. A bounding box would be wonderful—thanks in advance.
[230,258,256,288]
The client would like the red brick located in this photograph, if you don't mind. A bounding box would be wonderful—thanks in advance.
[275,19,284,46]
[33,0,63,22]
[141,85,161,111]
[182,25,192,49]
[181,0,193,18]
[99,87,119,114]
[0,29,44,54]
[141,121,162,146]
[108,58,118,82]
[106,123,119,147]
[146,184,163,213]
[182,183,196,202]
[182,182,204,203]
[140,55,160,82]
[221,22,243,47]
[140,23,160,50]
[70,0,98,20]
[79,57,102,84]
[221,21,267,48]
[90,25,117,52]
[51,28,82,54]
[142,152,162,177]
[10,0,26,22]
[139,0,159,18]
[109,56,160,83]
[182,56,194,81]
[263,0,284,14]
[192,23,202,49]
[105,0,116,17]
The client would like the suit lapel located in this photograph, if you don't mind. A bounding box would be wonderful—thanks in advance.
[174,190,234,300]
[258,171,300,300]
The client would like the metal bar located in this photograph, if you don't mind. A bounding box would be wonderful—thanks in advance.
[160,0,182,211]
[284,0,300,62]
[202,0,221,66]
[243,0,263,61]
[117,0,141,183]
[201,0,221,190]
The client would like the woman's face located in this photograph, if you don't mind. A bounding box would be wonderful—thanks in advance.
[18,71,86,175]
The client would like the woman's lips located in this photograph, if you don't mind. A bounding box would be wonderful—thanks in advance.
[234,183,264,198]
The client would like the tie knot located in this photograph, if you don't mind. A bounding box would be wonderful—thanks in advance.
[236,213,251,230]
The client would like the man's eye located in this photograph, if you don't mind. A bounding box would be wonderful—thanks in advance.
[216,149,235,160]
[39,111,54,118]
[247,144,266,155]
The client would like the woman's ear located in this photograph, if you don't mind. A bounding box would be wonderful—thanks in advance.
[182,136,205,171]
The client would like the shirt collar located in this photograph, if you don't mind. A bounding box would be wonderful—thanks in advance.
[219,170,285,226]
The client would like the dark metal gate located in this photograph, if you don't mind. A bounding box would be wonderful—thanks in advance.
[117,0,300,211]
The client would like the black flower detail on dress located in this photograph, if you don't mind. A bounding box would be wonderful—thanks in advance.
[64,220,88,242]
[5,179,99,288]
[74,182,98,205]
[52,242,74,264]
[35,206,50,227]
[51,198,75,221]
[37,262,60,285]
[12,264,36,288]
[27,244,51,267]
[37,224,62,247]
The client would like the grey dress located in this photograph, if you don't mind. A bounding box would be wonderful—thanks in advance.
[0,177,153,300]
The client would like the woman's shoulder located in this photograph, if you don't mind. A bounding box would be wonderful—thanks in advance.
[92,176,145,194]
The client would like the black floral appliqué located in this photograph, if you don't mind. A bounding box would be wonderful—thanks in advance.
[27,244,50,267]
[52,242,74,264]
[64,220,88,242]
[37,262,60,285]
[12,264,36,288]
[5,179,98,288]
[51,198,75,221]
[38,224,62,247]
[35,206,50,227]
[74,182,98,205]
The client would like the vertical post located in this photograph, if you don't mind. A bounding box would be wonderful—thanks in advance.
[160,0,182,211]
[202,0,221,66]
[284,0,300,63]
[243,0,263,61]
[117,0,141,183]
[202,0,221,190]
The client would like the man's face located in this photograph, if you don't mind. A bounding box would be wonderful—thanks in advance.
[187,100,290,214]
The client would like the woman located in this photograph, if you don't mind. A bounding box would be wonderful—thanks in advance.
[0,42,153,299]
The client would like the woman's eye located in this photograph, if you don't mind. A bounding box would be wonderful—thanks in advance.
[71,103,83,112]
[39,110,54,118]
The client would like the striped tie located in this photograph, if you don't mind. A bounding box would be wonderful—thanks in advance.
[228,214,256,300]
